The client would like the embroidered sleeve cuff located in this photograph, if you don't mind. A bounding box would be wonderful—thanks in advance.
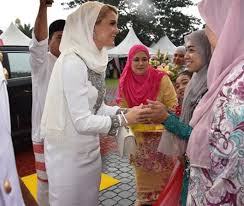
[108,115,121,136]
[116,108,128,115]
[163,114,192,140]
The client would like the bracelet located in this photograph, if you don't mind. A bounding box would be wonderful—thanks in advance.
[121,111,128,124]
[108,115,120,136]
[118,114,125,126]
[116,108,128,115]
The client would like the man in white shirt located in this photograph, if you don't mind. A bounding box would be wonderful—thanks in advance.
[172,46,186,72]
[29,0,65,205]
[0,62,25,206]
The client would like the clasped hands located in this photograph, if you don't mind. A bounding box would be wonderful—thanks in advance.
[124,100,169,125]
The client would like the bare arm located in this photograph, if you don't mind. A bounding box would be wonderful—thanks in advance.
[34,0,52,41]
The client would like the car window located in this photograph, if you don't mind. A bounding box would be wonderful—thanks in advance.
[8,52,31,78]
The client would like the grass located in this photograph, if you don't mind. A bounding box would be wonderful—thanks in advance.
[105,78,118,88]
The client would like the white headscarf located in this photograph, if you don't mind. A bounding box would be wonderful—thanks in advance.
[59,1,108,74]
[41,1,114,137]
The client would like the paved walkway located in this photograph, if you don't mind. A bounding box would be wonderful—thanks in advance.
[99,152,136,206]
[99,82,137,205]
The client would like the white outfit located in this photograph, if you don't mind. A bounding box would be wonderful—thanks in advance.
[0,63,25,206]
[29,34,57,144]
[41,2,120,205]
[29,34,56,206]
[42,53,119,206]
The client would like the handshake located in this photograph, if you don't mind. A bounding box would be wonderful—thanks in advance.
[123,100,169,125]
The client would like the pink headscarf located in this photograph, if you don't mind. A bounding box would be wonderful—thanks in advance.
[117,45,166,108]
[187,0,244,168]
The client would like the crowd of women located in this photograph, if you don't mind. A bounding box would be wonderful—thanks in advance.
[1,0,243,205]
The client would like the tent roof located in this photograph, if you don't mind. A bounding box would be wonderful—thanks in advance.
[151,35,176,54]
[108,27,156,57]
[0,23,31,46]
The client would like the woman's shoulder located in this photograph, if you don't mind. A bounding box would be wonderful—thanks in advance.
[62,53,88,71]
[219,60,244,106]
[224,60,244,85]
[159,73,173,85]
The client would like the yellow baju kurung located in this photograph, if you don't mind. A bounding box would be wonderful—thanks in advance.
[120,75,178,204]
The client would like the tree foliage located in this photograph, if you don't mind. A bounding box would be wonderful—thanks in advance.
[61,0,201,46]
[15,18,33,38]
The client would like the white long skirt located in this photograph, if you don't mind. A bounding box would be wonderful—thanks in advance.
[44,136,102,206]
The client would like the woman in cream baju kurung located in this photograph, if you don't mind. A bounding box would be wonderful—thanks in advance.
[41,2,144,206]
[43,54,120,205]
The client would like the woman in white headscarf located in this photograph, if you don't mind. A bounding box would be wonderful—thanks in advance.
[186,0,244,205]
[41,2,145,205]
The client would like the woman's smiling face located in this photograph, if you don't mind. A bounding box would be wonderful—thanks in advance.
[131,51,149,75]
[185,40,204,73]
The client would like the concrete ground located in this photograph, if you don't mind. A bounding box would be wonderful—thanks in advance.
[99,152,136,206]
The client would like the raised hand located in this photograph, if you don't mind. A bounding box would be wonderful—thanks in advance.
[46,0,54,7]
[40,0,53,6]
[35,0,51,41]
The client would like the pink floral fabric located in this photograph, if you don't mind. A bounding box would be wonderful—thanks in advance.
[131,132,174,173]
[187,63,244,205]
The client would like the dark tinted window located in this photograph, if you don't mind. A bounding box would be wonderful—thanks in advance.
[8,52,31,78]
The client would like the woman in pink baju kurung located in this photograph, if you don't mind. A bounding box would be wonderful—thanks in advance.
[186,0,244,205]
[117,45,178,205]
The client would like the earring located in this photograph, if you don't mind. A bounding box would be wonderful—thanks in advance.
[93,31,97,40]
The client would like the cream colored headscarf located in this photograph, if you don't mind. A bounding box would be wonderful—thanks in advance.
[59,1,108,74]
[41,1,112,137]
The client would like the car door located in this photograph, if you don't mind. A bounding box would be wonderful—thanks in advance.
[0,46,32,151]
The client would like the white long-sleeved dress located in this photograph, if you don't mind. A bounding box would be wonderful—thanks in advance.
[0,64,25,206]
[41,53,120,206]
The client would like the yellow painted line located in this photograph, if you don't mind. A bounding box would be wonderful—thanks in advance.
[100,173,120,191]
[21,173,120,200]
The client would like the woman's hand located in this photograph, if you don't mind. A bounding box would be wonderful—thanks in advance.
[139,100,169,124]
[124,106,149,124]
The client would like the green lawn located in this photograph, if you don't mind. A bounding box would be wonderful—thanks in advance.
[105,78,119,88]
